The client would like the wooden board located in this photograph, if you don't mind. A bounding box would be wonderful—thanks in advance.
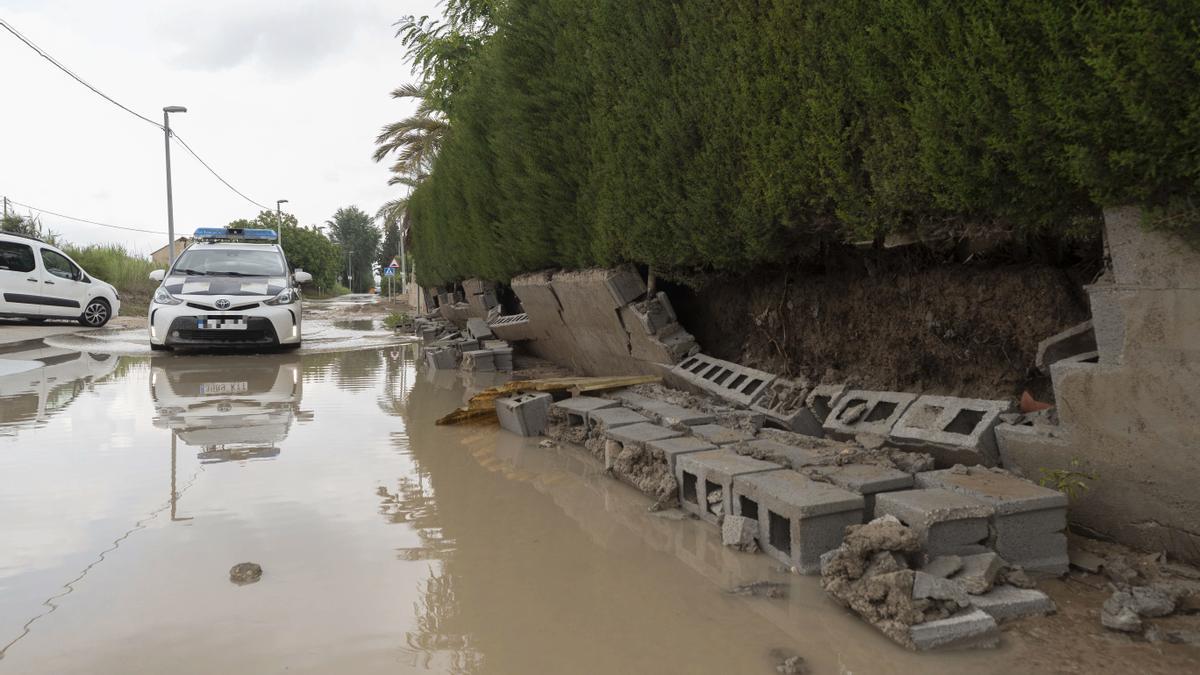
[435,375,660,425]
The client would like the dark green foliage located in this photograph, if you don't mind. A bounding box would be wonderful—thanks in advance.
[405,0,1200,285]
[228,211,344,293]
[326,206,382,292]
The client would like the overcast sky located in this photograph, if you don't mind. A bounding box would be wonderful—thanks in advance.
[0,0,440,255]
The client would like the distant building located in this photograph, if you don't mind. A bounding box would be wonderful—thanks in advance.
[150,237,191,266]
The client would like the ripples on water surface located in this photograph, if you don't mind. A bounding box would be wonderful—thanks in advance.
[0,345,1020,674]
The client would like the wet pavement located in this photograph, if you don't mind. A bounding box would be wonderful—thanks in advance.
[0,314,1194,673]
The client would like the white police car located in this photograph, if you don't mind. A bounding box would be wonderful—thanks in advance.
[147,228,311,351]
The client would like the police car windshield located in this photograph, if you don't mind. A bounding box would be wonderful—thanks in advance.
[172,248,285,277]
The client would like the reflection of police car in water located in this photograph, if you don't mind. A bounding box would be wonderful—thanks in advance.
[147,228,312,351]
[150,354,305,462]
[0,348,120,434]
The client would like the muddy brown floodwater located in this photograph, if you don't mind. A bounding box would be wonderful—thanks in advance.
[0,343,1192,674]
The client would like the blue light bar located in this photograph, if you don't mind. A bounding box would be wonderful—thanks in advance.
[193,227,278,242]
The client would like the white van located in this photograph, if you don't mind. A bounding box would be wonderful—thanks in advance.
[0,231,121,327]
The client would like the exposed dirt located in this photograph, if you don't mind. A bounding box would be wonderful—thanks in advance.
[669,246,1099,400]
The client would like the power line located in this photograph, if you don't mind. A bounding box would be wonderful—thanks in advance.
[3,196,167,235]
[0,17,273,213]
[0,18,162,130]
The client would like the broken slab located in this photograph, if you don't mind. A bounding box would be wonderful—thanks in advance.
[605,265,647,306]
[875,489,994,557]
[952,552,1005,595]
[604,422,683,448]
[913,571,970,607]
[553,396,621,427]
[495,392,553,437]
[970,585,1056,622]
[647,436,717,474]
[1036,320,1097,372]
[676,449,782,525]
[612,391,715,427]
[750,377,823,436]
[824,390,917,440]
[806,384,848,424]
[722,514,759,551]
[810,463,915,520]
[915,468,1069,574]
[671,353,776,407]
[888,395,1014,467]
[466,317,495,340]
[732,471,864,573]
[741,438,823,469]
[909,609,1000,651]
[690,423,754,446]
[921,555,964,579]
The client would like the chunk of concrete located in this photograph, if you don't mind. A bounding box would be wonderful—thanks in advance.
[722,514,759,551]
[915,468,1069,574]
[605,265,647,306]
[676,449,782,525]
[811,463,915,520]
[460,350,495,372]
[742,439,823,469]
[690,423,753,446]
[732,471,864,573]
[495,392,553,437]
[671,353,776,406]
[888,396,1014,467]
[647,436,717,474]
[466,317,495,340]
[1036,320,1097,372]
[605,422,683,448]
[806,384,848,423]
[913,571,969,607]
[613,391,715,427]
[553,396,621,427]
[875,489,993,557]
[921,555,964,579]
[952,552,1005,595]
[909,609,1000,650]
[824,390,917,440]
[970,585,1055,622]
[751,377,823,436]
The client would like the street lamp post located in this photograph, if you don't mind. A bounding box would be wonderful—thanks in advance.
[162,106,187,264]
[276,199,288,247]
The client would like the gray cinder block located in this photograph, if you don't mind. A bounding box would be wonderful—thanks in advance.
[810,463,914,520]
[970,585,1055,622]
[690,424,754,446]
[823,390,917,440]
[875,489,994,557]
[460,350,495,372]
[888,395,1015,467]
[805,384,848,423]
[647,436,718,474]
[587,407,650,431]
[605,422,683,448]
[915,468,1069,574]
[732,471,863,573]
[424,347,459,370]
[465,317,495,340]
[613,391,715,427]
[495,392,552,437]
[553,396,621,427]
[672,353,777,407]
[605,266,647,306]
[909,609,1000,650]
[675,449,782,525]
[1036,320,1096,372]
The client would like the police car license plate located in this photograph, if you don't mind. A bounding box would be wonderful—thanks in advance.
[200,382,249,395]
[198,317,247,330]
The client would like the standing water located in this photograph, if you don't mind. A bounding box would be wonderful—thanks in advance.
[0,346,1104,673]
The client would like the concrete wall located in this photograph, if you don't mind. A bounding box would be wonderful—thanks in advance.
[997,206,1200,562]
[511,267,697,376]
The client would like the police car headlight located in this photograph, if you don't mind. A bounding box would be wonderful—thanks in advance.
[153,287,182,306]
[264,288,299,306]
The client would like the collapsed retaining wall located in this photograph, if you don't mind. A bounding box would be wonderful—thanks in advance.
[509,267,697,376]
[997,207,1200,563]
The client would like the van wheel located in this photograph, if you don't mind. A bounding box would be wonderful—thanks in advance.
[79,299,111,327]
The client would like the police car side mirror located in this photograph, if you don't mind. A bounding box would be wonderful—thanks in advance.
[149,269,166,282]
[293,270,312,284]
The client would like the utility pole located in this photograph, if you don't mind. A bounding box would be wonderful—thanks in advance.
[399,226,407,295]
[3,196,8,218]
[276,199,288,247]
[163,106,188,264]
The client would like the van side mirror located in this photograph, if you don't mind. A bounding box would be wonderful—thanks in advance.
[293,270,313,284]
[149,269,166,281]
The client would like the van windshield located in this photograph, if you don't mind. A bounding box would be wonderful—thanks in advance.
[172,248,285,277]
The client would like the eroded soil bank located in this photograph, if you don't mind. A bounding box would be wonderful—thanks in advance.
[669,244,1099,400]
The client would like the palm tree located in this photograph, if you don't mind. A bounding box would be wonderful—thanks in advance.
[373,83,448,182]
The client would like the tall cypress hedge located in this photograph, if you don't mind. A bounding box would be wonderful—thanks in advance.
[408,0,1200,285]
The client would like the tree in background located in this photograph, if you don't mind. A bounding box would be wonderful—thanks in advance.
[325,206,381,293]
[227,210,344,294]
[378,217,402,275]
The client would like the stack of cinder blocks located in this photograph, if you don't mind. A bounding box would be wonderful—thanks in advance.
[916,468,1069,574]
[675,449,781,525]
[875,489,995,557]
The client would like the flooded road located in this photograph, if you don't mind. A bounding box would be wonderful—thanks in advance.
[0,337,1181,673]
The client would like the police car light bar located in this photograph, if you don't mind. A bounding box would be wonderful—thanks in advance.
[193,227,278,242]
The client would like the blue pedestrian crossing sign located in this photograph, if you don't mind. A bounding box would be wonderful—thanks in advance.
[384,267,396,276]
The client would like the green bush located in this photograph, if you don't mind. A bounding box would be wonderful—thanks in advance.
[407,0,1200,285]
[61,244,158,311]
